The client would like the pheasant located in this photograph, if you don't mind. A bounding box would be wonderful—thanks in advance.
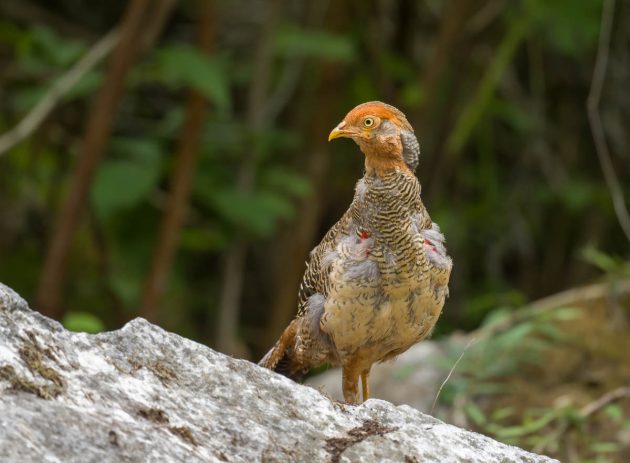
[259,101,452,404]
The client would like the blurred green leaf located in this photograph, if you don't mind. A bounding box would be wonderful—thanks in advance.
[481,307,513,328]
[62,312,105,333]
[493,409,557,438]
[180,227,229,252]
[92,162,158,219]
[91,139,163,219]
[603,404,623,422]
[155,44,230,113]
[589,442,620,454]
[110,138,163,165]
[491,98,533,133]
[466,290,525,323]
[0,20,24,47]
[465,402,488,426]
[526,0,601,55]
[534,322,566,341]
[493,322,534,348]
[559,180,597,212]
[30,26,85,66]
[349,72,379,102]
[581,246,626,274]
[401,83,423,107]
[491,406,515,422]
[544,307,581,321]
[447,13,531,154]
[261,166,312,198]
[109,268,141,308]
[12,87,46,112]
[209,189,295,237]
[274,25,356,62]
[14,26,86,73]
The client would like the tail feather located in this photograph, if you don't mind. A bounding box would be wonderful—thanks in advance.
[258,319,308,381]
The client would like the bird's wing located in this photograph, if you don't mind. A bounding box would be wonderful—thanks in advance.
[296,208,353,317]
[400,130,420,172]
[259,207,353,375]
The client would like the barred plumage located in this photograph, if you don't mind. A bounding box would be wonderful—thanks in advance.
[259,102,452,404]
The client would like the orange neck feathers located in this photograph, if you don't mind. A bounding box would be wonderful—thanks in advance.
[359,134,411,177]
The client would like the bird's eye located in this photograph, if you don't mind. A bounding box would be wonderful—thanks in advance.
[363,117,374,127]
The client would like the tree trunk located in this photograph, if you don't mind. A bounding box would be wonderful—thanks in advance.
[138,0,215,321]
[35,0,156,318]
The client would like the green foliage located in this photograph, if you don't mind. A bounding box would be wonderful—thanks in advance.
[17,26,85,70]
[274,25,356,62]
[447,13,531,154]
[581,246,630,277]
[436,301,630,461]
[0,24,101,111]
[465,401,488,427]
[525,0,602,55]
[437,305,580,403]
[62,312,105,333]
[559,180,601,213]
[462,291,527,327]
[604,404,623,422]
[209,189,294,237]
[179,227,228,252]
[91,139,163,220]
[153,44,231,114]
[260,166,312,198]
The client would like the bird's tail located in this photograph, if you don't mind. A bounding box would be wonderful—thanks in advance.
[258,319,308,381]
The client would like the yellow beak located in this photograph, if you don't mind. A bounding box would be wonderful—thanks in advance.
[328,122,355,141]
[328,128,344,141]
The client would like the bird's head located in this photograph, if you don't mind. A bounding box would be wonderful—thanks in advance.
[328,101,420,173]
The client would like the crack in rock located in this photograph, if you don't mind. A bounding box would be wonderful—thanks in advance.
[325,419,398,463]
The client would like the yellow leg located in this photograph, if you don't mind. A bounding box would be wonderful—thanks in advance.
[361,369,370,402]
[342,364,360,404]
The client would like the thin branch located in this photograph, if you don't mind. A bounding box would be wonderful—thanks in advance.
[532,386,630,454]
[0,29,120,157]
[35,0,154,318]
[587,0,630,243]
[580,386,630,418]
[431,337,476,414]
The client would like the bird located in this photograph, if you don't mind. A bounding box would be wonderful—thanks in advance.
[259,101,452,404]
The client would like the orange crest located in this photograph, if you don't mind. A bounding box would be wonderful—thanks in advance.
[343,101,413,132]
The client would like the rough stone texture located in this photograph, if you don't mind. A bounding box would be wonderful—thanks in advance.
[0,283,558,463]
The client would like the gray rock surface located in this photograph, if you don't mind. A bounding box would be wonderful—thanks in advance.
[0,283,558,463]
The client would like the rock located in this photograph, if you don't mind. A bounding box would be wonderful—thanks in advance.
[0,283,557,463]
